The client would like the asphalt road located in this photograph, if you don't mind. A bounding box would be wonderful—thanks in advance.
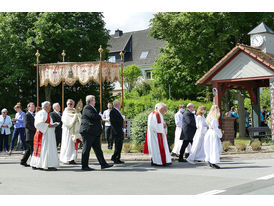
[1,155,274,195]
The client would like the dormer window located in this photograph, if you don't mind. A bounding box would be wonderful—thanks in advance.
[140,51,149,59]
[108,56,116,63]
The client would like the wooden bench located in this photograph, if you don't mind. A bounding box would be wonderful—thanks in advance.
[247,127,271,144]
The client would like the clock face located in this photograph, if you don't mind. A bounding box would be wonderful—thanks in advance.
[251,35,264,47]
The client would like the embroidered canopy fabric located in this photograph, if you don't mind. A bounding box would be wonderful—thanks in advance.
[39,62,120,87]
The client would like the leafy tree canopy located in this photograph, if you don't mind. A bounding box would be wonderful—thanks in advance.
[150,12,274,100]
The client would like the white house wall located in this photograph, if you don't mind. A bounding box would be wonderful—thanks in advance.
[212,52,274,81]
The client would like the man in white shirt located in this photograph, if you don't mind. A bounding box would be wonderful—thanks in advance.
[102,102,113,150]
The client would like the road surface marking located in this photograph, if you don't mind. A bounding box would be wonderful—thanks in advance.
[257,174,274,180]
[198,190,226,195]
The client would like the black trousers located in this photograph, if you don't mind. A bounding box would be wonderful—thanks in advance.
[55,131,62,147]
[179,140,193,160]
[81,133,107,168]
[105,126,113,148]
[0,133,9,152]
[21,140,33,164]
[111,135,123,161]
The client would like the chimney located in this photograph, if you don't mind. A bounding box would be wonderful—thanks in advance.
[114,29,123,37]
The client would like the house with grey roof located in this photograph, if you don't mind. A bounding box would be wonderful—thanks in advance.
[107,28,165,83]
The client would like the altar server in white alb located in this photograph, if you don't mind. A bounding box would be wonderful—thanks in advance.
[144,103,172,166]
[60,99,82,165]
[30,101,59,171]
[204,105,223,169]
[187,106,207,164]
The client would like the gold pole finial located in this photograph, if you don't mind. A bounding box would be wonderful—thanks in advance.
[120,51,124,57]
[98,45,104,53]
[61,50,66,57]
[35,50,40,57]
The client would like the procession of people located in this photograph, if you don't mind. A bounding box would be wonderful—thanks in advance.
[0,93,226,171]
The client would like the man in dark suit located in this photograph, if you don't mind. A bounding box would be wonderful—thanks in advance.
[50,103,62,148]
[179,103,197,162]
[110,100,125,164]
[20,102,36,167]
[80,95,113,171]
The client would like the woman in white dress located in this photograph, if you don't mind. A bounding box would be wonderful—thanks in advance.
[203,105,223,169]
[60,99,82,164]
[187,106,207,164]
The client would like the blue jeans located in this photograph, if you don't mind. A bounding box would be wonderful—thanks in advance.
[10,128,27,150]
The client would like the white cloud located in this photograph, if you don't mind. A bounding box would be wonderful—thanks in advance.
[103,12,156,35]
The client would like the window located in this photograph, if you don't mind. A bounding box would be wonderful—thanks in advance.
[108,56,116,63]
[145,70,153,80]
[140,51,149,59]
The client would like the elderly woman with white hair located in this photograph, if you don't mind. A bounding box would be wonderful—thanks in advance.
[60,99,82,165]
[0,108,12,153]
[144,102,172,166]
[30,101,59,171]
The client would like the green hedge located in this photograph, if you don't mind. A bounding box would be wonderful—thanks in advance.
[131,110,176,149]
[124,96,213,119]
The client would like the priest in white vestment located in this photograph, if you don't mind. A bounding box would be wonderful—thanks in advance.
[30,101,59,171]
[60,99,82,164]
[144,103,172,166]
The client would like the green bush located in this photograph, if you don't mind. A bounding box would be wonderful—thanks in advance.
[235,142,246,151]
[123,143,132,153]
[222,141,233,152]
[136,144,144,153]
[131,109,175,150]
[135,80,151,96]
[251,140,262,151]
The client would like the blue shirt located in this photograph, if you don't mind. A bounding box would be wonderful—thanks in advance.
[231,112,239,119]
[260,112,264,121]
[14,112,25,128]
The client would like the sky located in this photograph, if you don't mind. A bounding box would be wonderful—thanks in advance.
[103,12,156,35]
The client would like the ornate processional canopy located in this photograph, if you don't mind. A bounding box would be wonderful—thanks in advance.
[39,61,120,87]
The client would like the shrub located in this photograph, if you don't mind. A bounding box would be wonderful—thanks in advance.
[131,110,175,149]
[251,140,262,151]
[136,144,144,153]
[222,141,233,152]
[135,80,151,96]
[236,142,246,151]
[123,143,132,153]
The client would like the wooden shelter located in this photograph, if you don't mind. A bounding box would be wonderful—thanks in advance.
[196,22,274,144]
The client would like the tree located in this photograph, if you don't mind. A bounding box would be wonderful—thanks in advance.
[0,12,112,112]
[123,64,142,92]
[150,12,274,100]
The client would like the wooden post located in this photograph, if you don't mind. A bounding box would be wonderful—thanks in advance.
[270,79,274,144]
[61,50,66,112]
[35,50,40,109]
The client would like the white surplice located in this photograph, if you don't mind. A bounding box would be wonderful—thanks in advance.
[60,108,82,163]
[146,111,171,165]
[187,115,207,162]
[171,111,191,155]
[204,119,223,164]
[30,109,59,169]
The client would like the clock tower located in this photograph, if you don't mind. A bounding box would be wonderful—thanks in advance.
[248,22,274,55]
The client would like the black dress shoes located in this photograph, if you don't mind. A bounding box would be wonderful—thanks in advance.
[114,160,124,164]
[178,158,187,162]
[212,164,221,169]
[68,160,77,165]
[20,162,30,167]
[47,167,57,171]
[101,164,113,169]
[81,167,95,171]
[32,167,38,170]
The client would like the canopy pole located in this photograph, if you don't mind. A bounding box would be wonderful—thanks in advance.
[35,50,40,110]
[120,51,124,115]
[98,45,103,145]
[61,50,66,112]
[98,45,103,113]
